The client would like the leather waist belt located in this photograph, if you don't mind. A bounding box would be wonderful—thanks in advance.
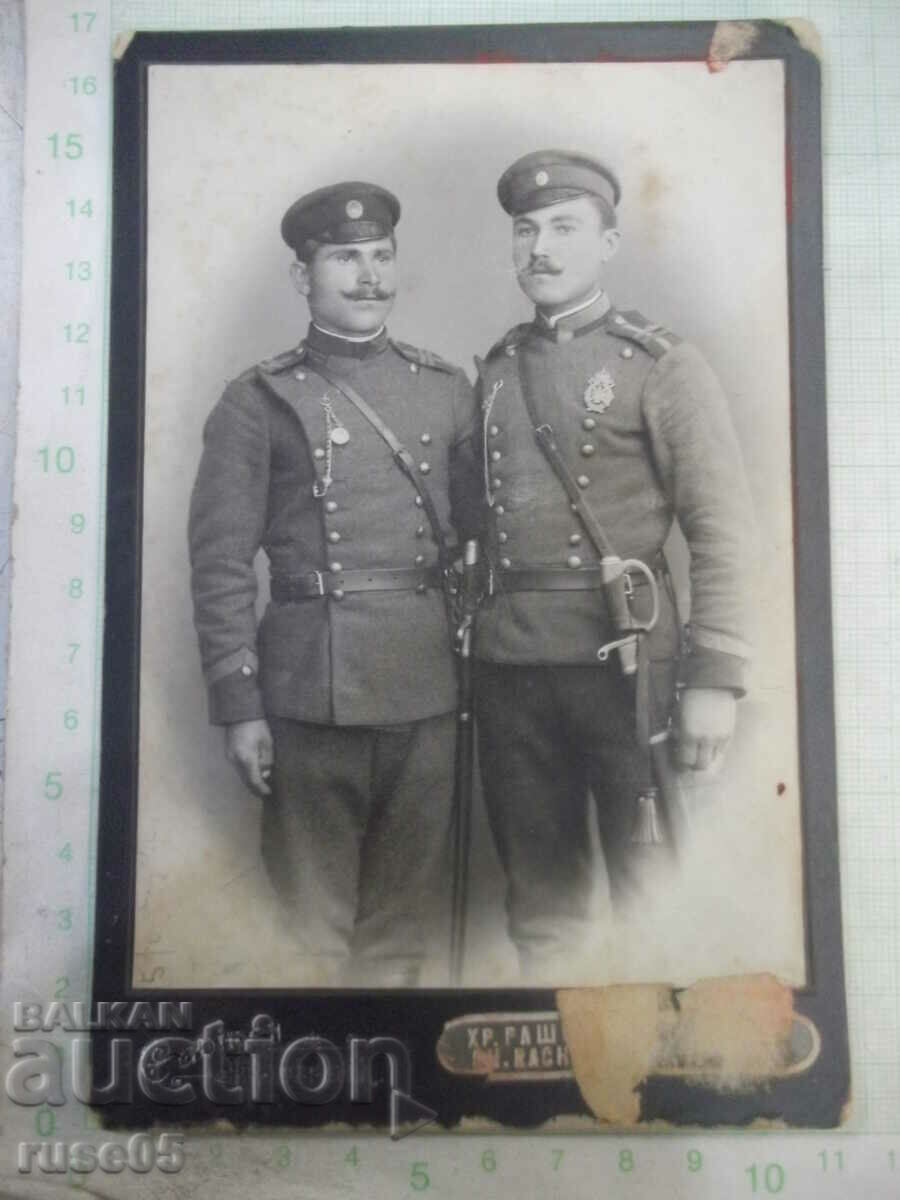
[272,565,443,601]
[492,566,655,594]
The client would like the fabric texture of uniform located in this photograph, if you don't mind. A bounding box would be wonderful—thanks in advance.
[263,712,456,986]
[476,659,677,978]
[189,323,479,726]
[474,295,754,689]
[472,291,756,975]
[188,322,479,979]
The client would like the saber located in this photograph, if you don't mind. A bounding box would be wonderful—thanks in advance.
[449,539,480,985]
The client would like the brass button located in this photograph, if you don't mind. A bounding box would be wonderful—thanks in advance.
[329,562,342,574]
[325,500,338,513]
[498,531,508,544]
[495,505,505,515]
[419,461,431,474]
[415,495,423,507]
[614,314,626,325]
[583,416,597,431]
[621,346,634,359]
[505,345,516,357]
[489,424,500,437]
[414,554,425,565]
[332,588,345,600]
[567,555,583,568]
[557,328,574,344]
[420,432,432,445]
[313,448,325,460]
[500,557,512,569]
[415,525,425,537]
[491,450,502,462]
[581,443,596,457]
[294,370,306,380]
[577,475,590,488]
[492,478,502,490]
[328,531,341,544]
[240,664,254,677]
[415,582,427,594]
[569,533,582,546]
[409,362,419,373]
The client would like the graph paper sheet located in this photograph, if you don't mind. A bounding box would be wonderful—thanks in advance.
[0,1,898,1196]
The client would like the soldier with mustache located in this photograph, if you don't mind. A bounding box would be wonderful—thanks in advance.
[472,150,755,982]
[188,182,479,986]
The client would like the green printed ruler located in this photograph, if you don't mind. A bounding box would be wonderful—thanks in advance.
[2,0,113,1171]
[2,1,899,1196]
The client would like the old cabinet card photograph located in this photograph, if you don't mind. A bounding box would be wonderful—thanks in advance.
[92,20,848,1130]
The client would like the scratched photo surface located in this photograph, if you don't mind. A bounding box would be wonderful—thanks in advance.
[136,60,804,990]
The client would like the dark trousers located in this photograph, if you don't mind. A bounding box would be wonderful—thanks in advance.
[475,660,675,979]
[262,712,455,986]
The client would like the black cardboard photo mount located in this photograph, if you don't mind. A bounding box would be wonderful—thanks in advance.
[95,20,848,1130]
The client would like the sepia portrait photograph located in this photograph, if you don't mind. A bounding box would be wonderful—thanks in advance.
[124,45,817,1006]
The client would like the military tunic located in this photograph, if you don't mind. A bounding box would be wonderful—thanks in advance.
[472,292,755,977]
[188,322,478,982]
[189,324,477,726]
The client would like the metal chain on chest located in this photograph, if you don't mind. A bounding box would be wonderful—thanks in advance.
[312,396,340,498]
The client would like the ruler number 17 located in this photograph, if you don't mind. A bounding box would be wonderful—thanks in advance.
[69,12,97,32]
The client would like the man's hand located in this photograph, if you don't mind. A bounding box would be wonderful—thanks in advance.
[674,687,736,773]
[225,719,274,797]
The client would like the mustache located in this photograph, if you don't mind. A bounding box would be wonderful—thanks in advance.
[342,287,395,301]
[522,259,563,276]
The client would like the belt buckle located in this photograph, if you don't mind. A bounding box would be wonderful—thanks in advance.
[312,570,325,597]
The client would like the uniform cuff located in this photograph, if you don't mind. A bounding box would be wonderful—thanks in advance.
[679,646,747,696]
[207,668,266,725]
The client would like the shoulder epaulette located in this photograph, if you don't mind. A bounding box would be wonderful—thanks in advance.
[606,310,681,360]
[390,340,457,374]
[485,323,533,362]
[257,343,308,375]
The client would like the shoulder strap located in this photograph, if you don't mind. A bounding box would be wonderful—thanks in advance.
[514,355,617,559]
[606,310,680,360]
[389,339,458,374]
[304,359,451,571]
[485,323,531,361]
[258,343,308,374]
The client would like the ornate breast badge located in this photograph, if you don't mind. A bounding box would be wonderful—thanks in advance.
[584,367,615,414]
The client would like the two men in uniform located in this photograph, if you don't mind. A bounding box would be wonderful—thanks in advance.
[189,153,754,985]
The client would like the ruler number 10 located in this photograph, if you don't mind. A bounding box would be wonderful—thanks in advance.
[746,1163,785,1193]
[38,446,75,474]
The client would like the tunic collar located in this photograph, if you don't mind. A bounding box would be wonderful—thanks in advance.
[305,321,389,360]
[534,290,612,343]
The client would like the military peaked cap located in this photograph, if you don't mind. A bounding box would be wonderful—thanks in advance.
[281,182,401,255]
[497,149,621,216]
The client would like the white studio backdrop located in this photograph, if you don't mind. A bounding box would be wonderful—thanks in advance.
[137,59,803,988]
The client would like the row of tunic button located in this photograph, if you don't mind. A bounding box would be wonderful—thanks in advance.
[319,494,431,598]
[488,417,595,570]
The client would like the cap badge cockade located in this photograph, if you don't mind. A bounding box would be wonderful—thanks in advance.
[534,169,550,186]
[584,367,615,414]
[345,199,364,219]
